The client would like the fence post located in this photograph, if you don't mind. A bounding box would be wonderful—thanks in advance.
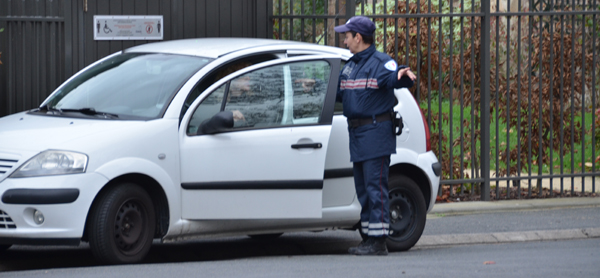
[479,0,491,201]
[64,0,73,78]
[346,0,355,19]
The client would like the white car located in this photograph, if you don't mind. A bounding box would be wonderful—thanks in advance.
[0,38,440,264]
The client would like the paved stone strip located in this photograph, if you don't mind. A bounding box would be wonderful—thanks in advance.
[415,227,600,248]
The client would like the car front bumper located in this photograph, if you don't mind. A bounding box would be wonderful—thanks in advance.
[0,172,108,245]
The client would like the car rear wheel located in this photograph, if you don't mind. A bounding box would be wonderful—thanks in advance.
[88,183,155,264]
[386,175,427,251]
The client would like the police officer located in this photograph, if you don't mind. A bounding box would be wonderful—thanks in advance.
[334,16,416,256]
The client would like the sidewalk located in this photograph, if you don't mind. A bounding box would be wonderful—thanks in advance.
[430,197,600,216]
[416,197,600,248]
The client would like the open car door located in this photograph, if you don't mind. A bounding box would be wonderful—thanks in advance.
[179,55,341,219]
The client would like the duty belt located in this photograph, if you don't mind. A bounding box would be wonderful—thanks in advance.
[347,112,392,128]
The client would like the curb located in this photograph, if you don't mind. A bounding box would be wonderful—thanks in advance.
[415,227,600,248]
[429,197,600,216]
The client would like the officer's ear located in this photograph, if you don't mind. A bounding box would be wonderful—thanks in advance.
[355,33,363,43]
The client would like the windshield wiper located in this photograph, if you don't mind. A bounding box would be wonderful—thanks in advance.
[34,105,119,118]
[60,108,120,119]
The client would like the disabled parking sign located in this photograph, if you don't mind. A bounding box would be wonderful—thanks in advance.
[94,15,163,40]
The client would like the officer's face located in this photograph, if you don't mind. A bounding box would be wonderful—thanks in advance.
[343,32,360,54]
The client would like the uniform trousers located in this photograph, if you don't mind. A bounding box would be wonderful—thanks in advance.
[353,155,390,237]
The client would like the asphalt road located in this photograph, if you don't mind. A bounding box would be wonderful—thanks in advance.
[1,238,599,278]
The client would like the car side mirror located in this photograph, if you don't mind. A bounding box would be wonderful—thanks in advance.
[198,111,234,135]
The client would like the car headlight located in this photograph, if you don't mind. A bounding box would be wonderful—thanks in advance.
[10,150,88,178]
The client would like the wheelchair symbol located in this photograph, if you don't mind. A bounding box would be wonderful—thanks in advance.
[103,21,112,34]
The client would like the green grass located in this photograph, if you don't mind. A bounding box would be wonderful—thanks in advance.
[422,99,597,177]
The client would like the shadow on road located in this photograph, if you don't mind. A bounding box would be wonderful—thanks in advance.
[0,233,359,272]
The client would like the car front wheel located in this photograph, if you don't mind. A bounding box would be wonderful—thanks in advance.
[88,183,155,264]
[386,175,427,251]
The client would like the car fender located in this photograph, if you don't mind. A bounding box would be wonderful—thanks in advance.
[394,88,427,153]
[390,148,420,166]
[93,157,182,236]
[390,149,438,212]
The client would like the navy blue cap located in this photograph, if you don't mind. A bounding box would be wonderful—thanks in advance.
[334,16,375,35]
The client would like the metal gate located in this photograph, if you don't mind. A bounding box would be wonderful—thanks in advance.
[0,0,66,117]
[0,0,271,117]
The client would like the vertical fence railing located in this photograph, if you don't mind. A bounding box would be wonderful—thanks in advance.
[271,0,600,200]
[0,0,66,117]
[272,0,357,47]
[488,1,600,199]
[481,0,492,200]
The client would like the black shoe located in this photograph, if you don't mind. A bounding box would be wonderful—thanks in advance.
[348,238,368,255]
[354,237,388,256]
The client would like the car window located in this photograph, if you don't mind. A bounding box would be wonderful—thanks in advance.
[187,84,226,134]
[43,53,211,120]
[290,61,330,122]
[187,60,331,135]
[180,55,279,122]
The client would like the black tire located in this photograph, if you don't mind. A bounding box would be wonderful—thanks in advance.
[88,183,155,264]
[0,244,11,251]
[248,233,283,240]
[386,175,427,252]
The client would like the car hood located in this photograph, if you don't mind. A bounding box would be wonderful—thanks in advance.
[0,112,141,152]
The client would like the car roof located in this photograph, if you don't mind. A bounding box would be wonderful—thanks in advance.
[125,38,347,58]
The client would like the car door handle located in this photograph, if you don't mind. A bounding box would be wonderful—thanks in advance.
[291,143,323,149]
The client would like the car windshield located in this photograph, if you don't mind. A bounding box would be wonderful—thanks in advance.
[40,53,212,119]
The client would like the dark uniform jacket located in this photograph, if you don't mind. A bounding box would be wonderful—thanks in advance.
[337,44,414,162]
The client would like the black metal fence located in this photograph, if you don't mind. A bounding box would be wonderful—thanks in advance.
[0,0,66,117]
[271,0,600,200]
